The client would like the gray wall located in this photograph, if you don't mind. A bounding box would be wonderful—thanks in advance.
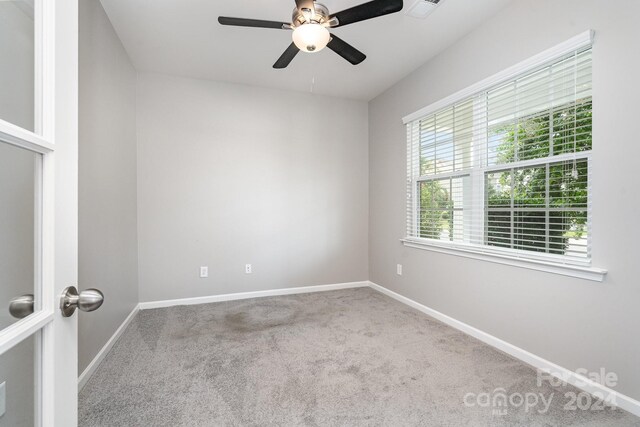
[136,73,369,302]
[369,0,640,401]
[78,0,139,375]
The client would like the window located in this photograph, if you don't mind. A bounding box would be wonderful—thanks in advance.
[405,42,593,267]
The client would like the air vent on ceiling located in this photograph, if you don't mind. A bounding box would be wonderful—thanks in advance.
[405,0,442,19]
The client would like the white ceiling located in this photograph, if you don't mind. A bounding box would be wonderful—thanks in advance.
[99,0,512,101]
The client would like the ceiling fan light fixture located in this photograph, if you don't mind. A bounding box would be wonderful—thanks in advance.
[292,23,330,53]
[218,0,404,68]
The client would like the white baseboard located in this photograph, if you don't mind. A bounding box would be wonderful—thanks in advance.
[138,281,370,310]
[368,281,640,418]
[78,281,367,389]
[77,279,640,418]
[78,304,140,391]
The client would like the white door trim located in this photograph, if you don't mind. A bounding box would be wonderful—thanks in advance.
[0,312,53,356]
[0,0,60,425]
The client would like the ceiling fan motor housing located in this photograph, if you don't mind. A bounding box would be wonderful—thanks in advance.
[292,3,330,27]
[218,0,404,68]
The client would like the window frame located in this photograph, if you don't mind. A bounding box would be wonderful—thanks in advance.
[409,153,592,263]
[401,31,606,282]
[415,174,469,241]
[483,155,590,256]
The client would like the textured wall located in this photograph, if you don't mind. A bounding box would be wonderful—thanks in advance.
[136,73,369,302]
[78,0,139,375]
[369,0,640,401]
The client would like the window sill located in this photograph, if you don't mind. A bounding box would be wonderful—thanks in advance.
[400,238,607,282]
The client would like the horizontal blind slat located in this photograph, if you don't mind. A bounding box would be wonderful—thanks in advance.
[406,46,593,262]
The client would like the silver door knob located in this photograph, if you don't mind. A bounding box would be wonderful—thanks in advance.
[60,286,104,317]
[9,294,35,319]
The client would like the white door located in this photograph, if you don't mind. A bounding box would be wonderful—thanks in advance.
[0,0,82,426]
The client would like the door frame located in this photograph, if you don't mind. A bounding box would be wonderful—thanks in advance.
[0,0,78,425]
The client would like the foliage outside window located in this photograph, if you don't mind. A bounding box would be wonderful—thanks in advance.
[407,47,592,264]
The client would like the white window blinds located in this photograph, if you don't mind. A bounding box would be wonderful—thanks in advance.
[406,46,592,265]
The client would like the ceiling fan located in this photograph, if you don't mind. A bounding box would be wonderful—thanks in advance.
[218,0,403,69]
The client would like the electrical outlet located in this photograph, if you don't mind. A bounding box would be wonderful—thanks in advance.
[245,264,252,274]
[200,266,208,278]
[397,264,403,276]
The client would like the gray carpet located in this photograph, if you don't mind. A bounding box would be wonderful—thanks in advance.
[79,288,640,426]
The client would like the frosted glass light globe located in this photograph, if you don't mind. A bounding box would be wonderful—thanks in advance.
[292,23,330,53]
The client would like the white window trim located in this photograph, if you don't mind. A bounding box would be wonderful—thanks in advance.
[401,237,606,282]
[402,30,607,282]
[402,30,594,124]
